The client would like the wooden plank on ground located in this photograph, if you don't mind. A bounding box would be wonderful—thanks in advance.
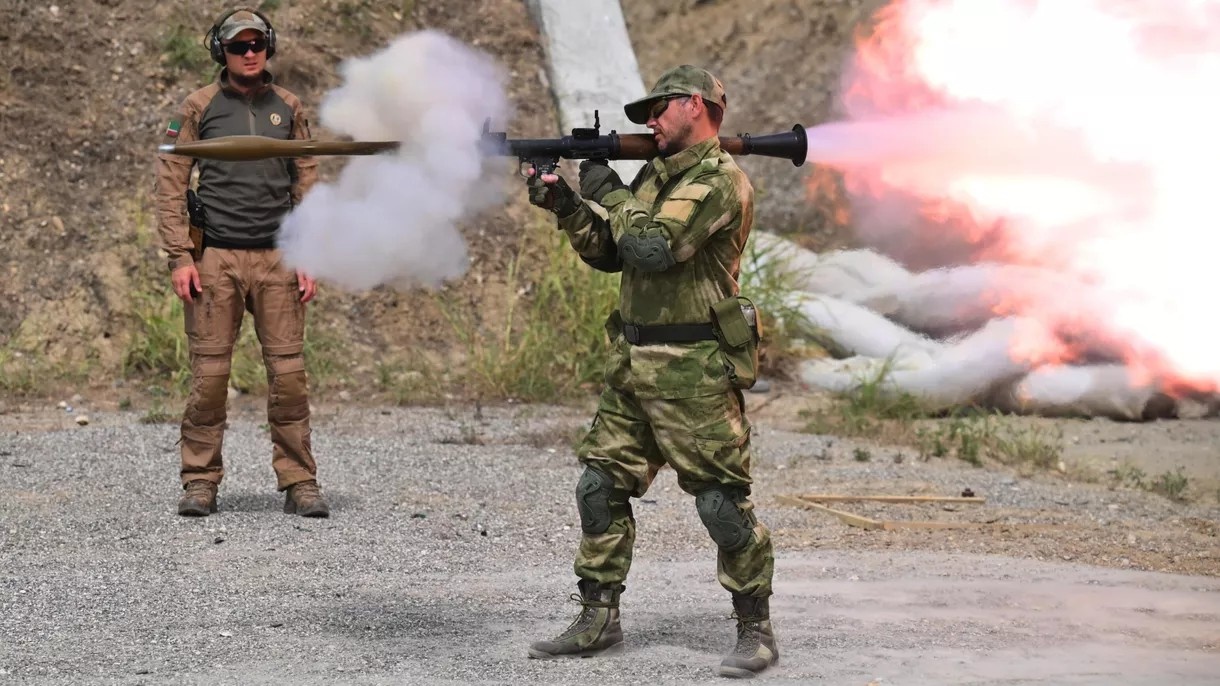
[776,495,883,530]
[799,494,986,505]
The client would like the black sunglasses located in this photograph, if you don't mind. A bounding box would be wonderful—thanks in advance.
[223,37,268,56]
[649,95,690,120]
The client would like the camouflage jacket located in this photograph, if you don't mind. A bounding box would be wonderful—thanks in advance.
[557,136,755,399]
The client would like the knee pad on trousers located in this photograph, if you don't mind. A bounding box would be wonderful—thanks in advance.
[188,356,232,416]
[696,487,755,553]
[267,354,309,422]
[576,467,631,535]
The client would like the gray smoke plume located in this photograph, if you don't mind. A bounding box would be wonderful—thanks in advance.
[277,31,510,291]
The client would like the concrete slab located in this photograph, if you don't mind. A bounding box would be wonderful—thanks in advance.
[526,0,648,181]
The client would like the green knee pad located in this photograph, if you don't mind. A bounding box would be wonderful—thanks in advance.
[696,487,755,553]
[576,467,632,535]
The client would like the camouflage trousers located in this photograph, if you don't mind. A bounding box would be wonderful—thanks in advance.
[573,385,774,598]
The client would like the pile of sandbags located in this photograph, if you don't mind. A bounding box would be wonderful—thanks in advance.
[744,232,1207,421]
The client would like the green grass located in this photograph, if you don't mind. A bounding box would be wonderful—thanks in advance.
[739,233,820,375]
[161,25,214,77]
[1106,462,1193,502]
[438,217,619,402]
[803,362,1064,471]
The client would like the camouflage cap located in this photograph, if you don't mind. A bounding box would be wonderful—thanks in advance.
[624,65,728,125]
[218,9,269,40]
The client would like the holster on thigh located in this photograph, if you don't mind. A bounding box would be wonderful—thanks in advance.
[266,354,309,423]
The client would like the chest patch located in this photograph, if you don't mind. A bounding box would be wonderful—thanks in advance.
[270,113,283,126]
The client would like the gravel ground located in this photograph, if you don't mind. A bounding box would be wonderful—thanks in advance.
[2,402,1218,685]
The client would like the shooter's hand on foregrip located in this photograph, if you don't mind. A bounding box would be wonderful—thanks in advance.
[578,159,626,205]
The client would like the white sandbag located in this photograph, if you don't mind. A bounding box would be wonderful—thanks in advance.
[988,364,1177,421]
[744,230,820,281]
[791,294,942,360]
[799,249,913,298]
[797,317,1040,411]
[850,263,1093,338]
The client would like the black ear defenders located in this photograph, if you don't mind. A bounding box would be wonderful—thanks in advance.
[205,7,277,65]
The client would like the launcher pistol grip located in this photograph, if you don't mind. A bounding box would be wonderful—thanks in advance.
[522,156,560,178]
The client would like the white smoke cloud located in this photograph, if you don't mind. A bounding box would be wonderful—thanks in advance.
[277,30,511,291]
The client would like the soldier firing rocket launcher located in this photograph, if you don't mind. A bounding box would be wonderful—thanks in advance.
[157,111,810,171]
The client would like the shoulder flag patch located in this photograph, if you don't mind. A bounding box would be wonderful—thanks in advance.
[164,118,182,138]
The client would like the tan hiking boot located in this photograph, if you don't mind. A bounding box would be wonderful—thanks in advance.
[178,480,218,517]
[528,580,624,659]
[284,480,330,518]
[718,594,779,678]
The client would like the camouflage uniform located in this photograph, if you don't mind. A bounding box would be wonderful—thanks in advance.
[557,135,773,597]
[529,67,777,676]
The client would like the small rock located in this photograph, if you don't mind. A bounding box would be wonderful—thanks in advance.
[71,393,83,404]
[219,631,232,637]
[339,390,352,402]
[57,400,68,409]
[269,622,284,628]
[227,387,240,401]
[74,415,90,426]
[213,537,225,545]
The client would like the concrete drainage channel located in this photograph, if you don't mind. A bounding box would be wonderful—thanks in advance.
[526,0,647,181]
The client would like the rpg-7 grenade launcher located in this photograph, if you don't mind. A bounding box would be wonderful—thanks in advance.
[480,110,810,176]
[156,110,810,169]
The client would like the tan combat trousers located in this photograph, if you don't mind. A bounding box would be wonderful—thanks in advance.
[180,246,317,491]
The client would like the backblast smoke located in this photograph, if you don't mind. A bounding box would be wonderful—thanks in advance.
[802,0,1220,393]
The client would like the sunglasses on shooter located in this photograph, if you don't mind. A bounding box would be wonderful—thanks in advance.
[648,95,691,121]
[223,37,268,56]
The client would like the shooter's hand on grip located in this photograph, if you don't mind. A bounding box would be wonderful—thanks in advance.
[526,165,581,218]
[578,158,626,205]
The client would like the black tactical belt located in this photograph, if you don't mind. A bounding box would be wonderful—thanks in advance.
[203,235,277,251]
[623,322,718,345]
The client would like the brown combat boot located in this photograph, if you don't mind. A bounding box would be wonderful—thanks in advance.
[718,594,779,678]
[528,580,624,659]
[283,480,330,518]
[178,480,218,517]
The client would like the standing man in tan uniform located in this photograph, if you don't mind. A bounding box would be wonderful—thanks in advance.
[154,7,329,518]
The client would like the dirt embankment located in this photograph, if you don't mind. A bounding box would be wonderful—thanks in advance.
[1,0,890,399]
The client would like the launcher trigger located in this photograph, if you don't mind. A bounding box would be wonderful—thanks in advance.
[523,159,559,178]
